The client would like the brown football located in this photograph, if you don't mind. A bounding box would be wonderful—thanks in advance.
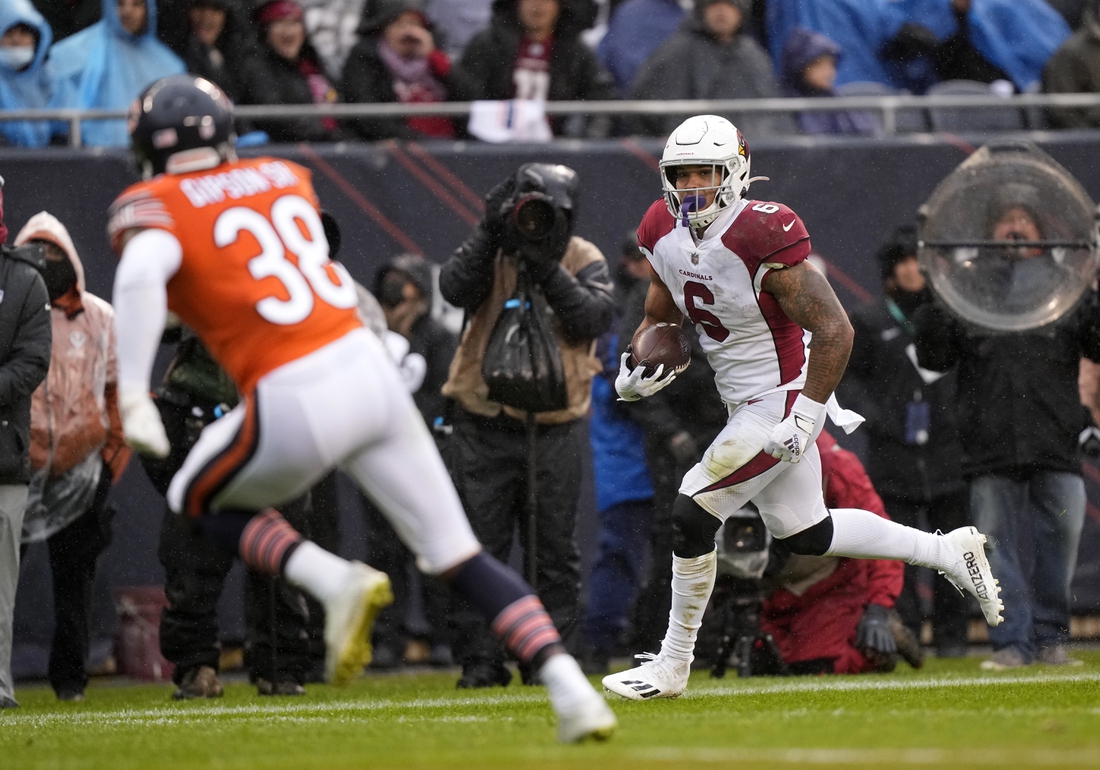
[630,323,692,379]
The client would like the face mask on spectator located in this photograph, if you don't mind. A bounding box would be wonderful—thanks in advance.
[39,243,78,301]
[0,46,35,70]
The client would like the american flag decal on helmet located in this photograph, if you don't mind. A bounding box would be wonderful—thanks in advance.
[107,190,175,254]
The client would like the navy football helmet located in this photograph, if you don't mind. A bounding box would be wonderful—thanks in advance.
[128,75,236,179]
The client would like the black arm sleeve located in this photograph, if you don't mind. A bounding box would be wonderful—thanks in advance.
[438,226,500,310]
[0,273,50,406]
[912,301,962,372]
[539,259,615,343]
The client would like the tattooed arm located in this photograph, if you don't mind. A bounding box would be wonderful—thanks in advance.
[761,260,853,403]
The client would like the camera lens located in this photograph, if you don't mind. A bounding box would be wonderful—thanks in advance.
[512,197,557,241]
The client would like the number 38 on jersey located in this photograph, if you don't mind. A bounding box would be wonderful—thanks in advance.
[215,194,357,325]
[109,156,364,394]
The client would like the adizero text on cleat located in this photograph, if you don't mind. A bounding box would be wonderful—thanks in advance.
[942,527,1005,627]
[601,653,689,701]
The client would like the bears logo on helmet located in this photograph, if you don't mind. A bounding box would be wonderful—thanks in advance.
[129,74,236,179]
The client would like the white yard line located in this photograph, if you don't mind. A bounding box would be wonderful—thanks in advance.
[633,747,1100,765]
[683,670,1100,698]
[0,693,547,728]
[2,670,1098,729]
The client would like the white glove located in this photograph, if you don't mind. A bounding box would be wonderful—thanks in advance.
[119,390,170,459]
[764,393,826,463]
[382,330,427,394]
[615,351,678,402]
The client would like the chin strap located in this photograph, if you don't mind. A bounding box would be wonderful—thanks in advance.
[746,175,770,188]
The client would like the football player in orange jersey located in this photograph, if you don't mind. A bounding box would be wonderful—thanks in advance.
[109,75,615,742]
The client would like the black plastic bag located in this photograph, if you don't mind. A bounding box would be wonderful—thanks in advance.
[482,266,568,413]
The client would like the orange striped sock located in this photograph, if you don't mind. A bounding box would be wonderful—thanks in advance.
[239,509,304,576]
[490,595,562,666]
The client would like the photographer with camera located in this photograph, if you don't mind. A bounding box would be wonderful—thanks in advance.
[439,163,613,688]
[756,431,916,675]
[0,180,51,709]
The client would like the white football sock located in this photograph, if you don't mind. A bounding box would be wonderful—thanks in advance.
[659,549,717,663]
[283,541,354,605]
[540,654,597,715]
[825,508,959,572]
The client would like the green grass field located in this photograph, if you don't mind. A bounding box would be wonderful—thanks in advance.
[4,653,1100,770]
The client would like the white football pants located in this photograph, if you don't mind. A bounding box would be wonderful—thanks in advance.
[166,327,481,575]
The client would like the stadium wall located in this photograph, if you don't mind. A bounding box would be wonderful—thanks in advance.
[7,132,1100,660]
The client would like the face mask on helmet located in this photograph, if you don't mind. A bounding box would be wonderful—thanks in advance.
[659,115,755,228]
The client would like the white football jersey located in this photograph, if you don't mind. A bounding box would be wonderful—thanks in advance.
[638,197,813,405]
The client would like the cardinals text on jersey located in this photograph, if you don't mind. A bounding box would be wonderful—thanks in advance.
[638,197,813,405]
[108,157,361,394]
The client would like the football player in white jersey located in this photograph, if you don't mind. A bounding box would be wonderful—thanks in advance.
[603,115,1004,700]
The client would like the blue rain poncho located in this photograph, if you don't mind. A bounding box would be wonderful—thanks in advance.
[0,0,63,147]
[767,0,898,87]
[767,0,1070,92]
[48,0,184,147]
[888,0,1070,92]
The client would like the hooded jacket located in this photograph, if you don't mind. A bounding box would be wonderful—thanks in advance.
[761,431,904,675]
[13,212,129,540]
[780,28,878,136]
[176,0,256,102]
[914,295,1100,479]
[458,0,615,138]
[1042,2,1100,128]
[48,0,185,147]
[768,0,1069,93]
[238,28,339,142]
[0,232,51,485]
[0,0,65,147]
[596,0,684,93]
[341,0,473,141]
[628,1,797,138]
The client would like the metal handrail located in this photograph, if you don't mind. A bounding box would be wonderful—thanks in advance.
[3,92,1100,148]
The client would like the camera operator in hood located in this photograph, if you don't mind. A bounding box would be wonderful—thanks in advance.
[439,162,613,688]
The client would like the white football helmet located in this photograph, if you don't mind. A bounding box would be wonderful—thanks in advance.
[660,115,752,228]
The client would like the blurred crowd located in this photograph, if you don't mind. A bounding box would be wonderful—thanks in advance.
[2,0,1100,147]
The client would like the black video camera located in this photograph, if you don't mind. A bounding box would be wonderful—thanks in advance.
[490,163,579,276]
[708,507,790,679]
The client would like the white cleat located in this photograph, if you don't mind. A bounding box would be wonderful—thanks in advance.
[324,562,394,686]
[557,693,618,743]
[602,653,690,701]
[941,526,1005,627]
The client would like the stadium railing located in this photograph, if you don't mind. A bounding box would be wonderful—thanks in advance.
[2,92,1100,148]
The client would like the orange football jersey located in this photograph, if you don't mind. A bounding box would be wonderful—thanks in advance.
[109,157,362,394]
